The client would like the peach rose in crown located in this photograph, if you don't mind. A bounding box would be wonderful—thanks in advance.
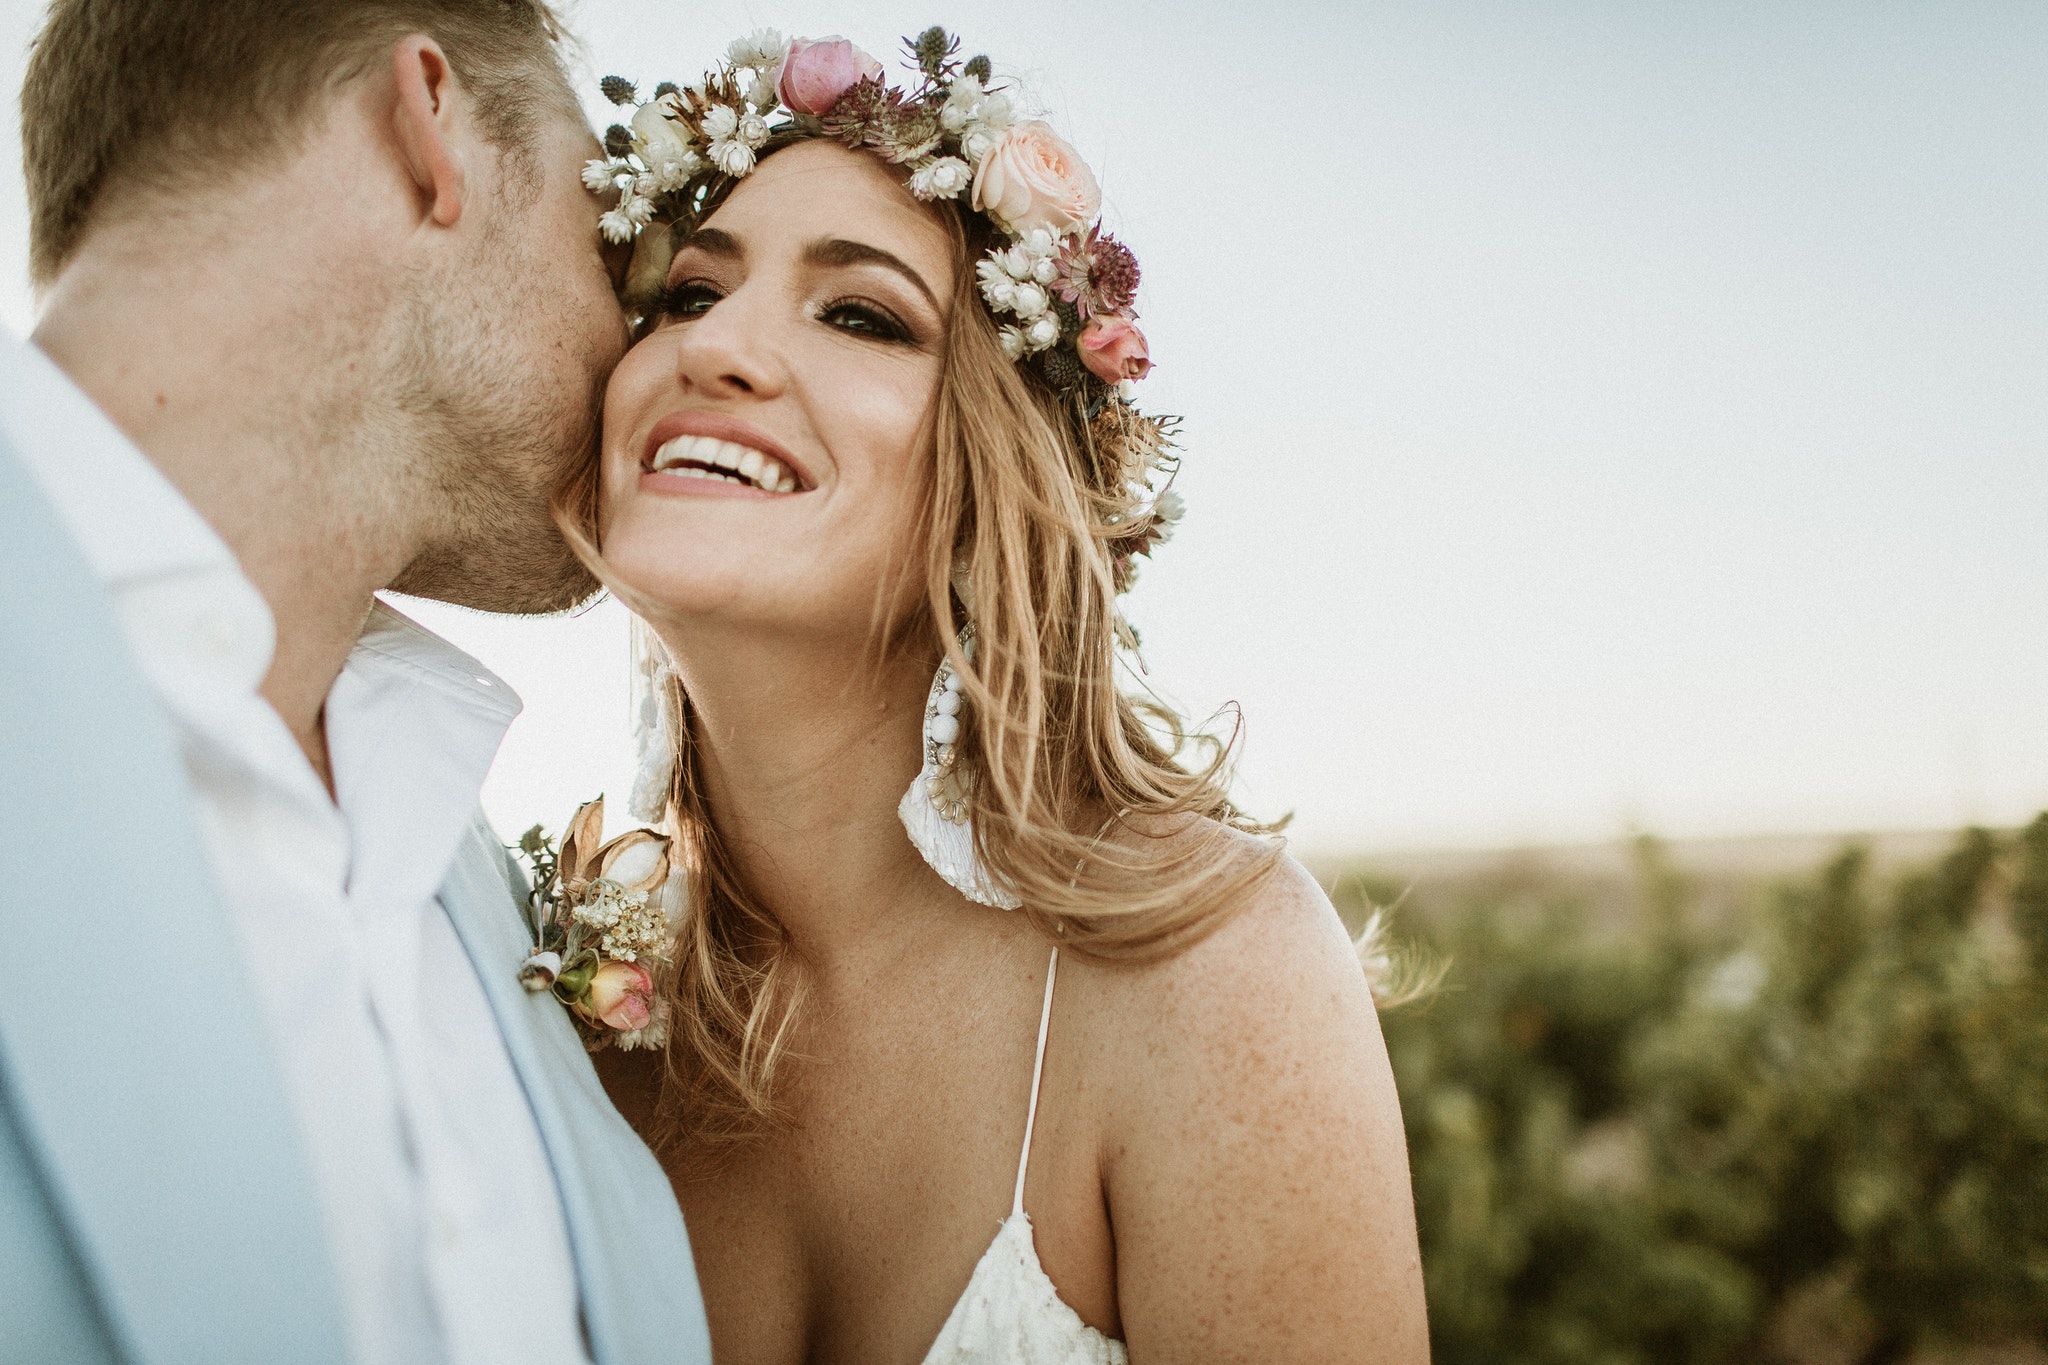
[971,121,1101,238]
[580,960,655,1032]
[776,37,883,115]
[1077,315,1152,382]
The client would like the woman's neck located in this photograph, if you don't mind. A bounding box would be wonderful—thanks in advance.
[658,619,954,966]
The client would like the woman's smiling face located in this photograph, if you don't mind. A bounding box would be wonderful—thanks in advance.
[598,139,956,640]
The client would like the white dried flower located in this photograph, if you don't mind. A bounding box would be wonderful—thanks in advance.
[711,139,756,177]
[1001,244,1036,280]
[726,28,787,70]
[634,172,659,199]
[976,92,1015,131]
[747,71,780,110]
[946,73,984,107]
[961,128,998,165]
[980,276,1017,311]
[623,194,656,226]
[1023,314,1061,351]
[997,325,1028,360]
[599,206,639,243]
[700,103,740,141]
[1021,226,1059,259]
[940,75,983,132]
[518,951,562,991]
[651,148,703,191]
[1031,256,1059,285]
[908,156,973,201]
[582,157,622,192]
[1009,281,1050,319]
[737,111,770,148]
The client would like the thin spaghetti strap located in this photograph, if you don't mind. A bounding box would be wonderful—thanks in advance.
[1012,946,1061,1218]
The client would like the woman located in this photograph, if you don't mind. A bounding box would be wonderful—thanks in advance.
[565,28,1427,1363]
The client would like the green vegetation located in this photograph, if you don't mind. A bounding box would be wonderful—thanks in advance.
[1336,816,2048,1365]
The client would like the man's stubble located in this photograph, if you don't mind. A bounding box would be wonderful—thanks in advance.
[384,176,611,616]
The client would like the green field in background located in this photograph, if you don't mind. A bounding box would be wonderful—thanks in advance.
[1329,818,2048,1365]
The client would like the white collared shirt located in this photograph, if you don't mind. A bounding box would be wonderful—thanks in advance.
[2,336,591,1365]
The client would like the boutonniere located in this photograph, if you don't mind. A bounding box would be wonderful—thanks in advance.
[514,796,675,1051]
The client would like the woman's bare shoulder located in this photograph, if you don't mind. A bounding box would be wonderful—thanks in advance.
[1084,822,1374,1054]
[1059,820,1389,1154]
[1065,823,1428,1356]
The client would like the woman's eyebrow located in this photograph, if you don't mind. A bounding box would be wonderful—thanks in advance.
[802,237,941,314]
[676,226,744,261]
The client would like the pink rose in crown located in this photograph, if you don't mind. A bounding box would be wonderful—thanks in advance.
[776,37,883,115]
[580,960,655,1032]
[972,121,1101,238]
[1077,315,1152,382]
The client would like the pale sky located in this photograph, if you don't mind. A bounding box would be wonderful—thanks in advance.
[4,1,2043,853]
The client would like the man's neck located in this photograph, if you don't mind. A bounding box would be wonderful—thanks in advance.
[32,227,414,793]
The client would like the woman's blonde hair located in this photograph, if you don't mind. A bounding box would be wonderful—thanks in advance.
[559,141,1389,1151]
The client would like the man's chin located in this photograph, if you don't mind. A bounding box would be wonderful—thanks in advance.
[390,541,603,617]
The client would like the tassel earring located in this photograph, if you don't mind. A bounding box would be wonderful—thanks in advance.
[896,625,1021,910]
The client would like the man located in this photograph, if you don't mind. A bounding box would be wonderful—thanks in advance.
[0,2,710,1362]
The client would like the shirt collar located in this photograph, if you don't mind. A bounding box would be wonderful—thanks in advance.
[350,599,523,730]
[325,600,524,922]
[0,334,241,587]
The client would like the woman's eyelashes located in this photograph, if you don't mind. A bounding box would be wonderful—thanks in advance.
[817,296,918,345]
[651,278,723,322]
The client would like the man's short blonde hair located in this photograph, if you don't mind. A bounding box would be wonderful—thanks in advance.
[21,0,577,285]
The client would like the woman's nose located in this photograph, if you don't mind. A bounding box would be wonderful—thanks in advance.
[671,291,785,400]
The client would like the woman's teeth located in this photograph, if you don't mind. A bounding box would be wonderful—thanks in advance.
[649,434,799,493]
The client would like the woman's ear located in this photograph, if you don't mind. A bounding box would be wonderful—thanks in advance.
[388,35,466,228]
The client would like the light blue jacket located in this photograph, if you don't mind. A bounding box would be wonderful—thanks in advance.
[0,438,712,1364]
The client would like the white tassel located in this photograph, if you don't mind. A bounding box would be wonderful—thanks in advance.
[627,720,674,822]
[899,775,1020,909]
[628,625,675,823]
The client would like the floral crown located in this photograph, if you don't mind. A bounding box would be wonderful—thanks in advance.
[586,25,1183,591]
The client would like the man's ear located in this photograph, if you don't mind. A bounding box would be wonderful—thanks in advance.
[389,36,466,228]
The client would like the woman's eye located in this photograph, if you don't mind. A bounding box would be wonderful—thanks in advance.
[654,281,723,321]
[820,299,912,344]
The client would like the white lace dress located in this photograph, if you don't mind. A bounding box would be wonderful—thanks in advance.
[920,949,1128,1364]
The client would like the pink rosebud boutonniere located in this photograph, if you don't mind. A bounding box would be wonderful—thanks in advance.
[515,796,679,1052]
[578,961,656,1032]
[776,37,883,115]
[1077,315,1152,383]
